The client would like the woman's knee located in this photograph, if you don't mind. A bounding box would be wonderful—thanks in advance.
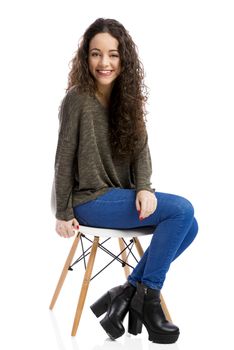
[172,195,195,221]
[191,217,199,238]
[184,216,199,248]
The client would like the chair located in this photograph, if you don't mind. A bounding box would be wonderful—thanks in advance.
[49,225,172,336]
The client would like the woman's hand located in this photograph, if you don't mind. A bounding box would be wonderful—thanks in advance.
[136,190,157,220]
[55,218,80,238]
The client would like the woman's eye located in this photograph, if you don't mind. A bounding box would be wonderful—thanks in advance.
[90,52,119,58]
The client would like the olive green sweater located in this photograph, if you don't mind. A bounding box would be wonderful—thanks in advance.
[51,86,155,221]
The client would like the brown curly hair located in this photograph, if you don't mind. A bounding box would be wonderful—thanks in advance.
[67,18,149,161]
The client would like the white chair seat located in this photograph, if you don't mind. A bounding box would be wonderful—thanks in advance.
[78,224,155,238]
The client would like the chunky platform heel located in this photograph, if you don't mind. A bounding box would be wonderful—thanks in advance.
[100,314,124,340]
[128,308,178,343]
[128,308,143,335]
[129,282,180,344]
[148,330,179,344]
[90,292,110,317]
[90,281,136,339]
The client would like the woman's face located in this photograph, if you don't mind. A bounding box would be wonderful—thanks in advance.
[88,32,121,91]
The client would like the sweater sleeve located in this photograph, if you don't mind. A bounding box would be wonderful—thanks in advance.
[132,133,155,194]
[51,90,80,221]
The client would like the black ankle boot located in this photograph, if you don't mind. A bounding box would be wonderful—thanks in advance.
[90,281,136,339]
[128,282,180,344]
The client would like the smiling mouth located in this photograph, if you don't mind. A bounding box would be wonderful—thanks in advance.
[96,70,113,76]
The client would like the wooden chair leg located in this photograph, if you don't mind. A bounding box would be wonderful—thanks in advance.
[49,232,81,310]
[160,294,172,322]
[133,237,172,322]
[133,237,144,257]
[118,238,131,278]
[71,236,99,336]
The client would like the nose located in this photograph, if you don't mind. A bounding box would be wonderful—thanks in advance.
[100,54,109,67]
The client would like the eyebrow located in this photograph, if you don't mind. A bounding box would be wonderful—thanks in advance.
[89,48,119,52]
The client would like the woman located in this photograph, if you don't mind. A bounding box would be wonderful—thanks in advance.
[52,18,198,344]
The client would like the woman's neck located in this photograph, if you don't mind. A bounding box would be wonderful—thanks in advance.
[95,84,113,108]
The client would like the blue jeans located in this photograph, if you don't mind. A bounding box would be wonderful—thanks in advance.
[73,188,198,290]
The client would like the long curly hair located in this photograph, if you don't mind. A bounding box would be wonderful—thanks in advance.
[67,18,149,161]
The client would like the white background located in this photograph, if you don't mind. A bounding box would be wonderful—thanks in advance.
[0,1,233,349]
